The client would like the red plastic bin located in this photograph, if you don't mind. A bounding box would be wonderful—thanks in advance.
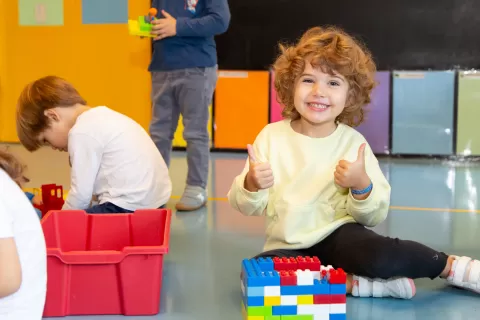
[41,209,171,317]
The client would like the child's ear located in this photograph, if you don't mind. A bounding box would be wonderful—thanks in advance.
[44,109,60,122]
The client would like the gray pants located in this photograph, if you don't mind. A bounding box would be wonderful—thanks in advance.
[149,65,218,189]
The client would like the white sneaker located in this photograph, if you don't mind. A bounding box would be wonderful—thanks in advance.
[447,256,480,294]
[352,275,416,299]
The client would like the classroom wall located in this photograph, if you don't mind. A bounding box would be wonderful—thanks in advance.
[0,0,152,142]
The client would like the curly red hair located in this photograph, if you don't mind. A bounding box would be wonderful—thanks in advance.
[273,26,376,126]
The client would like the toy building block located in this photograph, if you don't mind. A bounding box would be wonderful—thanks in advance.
[241,256,347,320]
[34,184,65,218]
[128,8,158,38]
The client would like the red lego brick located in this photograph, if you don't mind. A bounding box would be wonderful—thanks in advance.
[329,268,347,284]
[320,269,328,281]
[314,294,330,304]
[296,256,321,271]
[279,270,297,286]
[273,257,297,271]
[330,294,347,304]
[39,184,65,217]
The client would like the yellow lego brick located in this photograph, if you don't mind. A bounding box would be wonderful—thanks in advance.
[264,296,281,306]
[297,295,313,305]
[128,19,155,38]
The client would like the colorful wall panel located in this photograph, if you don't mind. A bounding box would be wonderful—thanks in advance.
[356,71,391,154]
[456,71,480,156]
[213,71,269,149]
[391,71,455,155]
[173,105,213,148]
[0,0,152,142]
[269,71,283,123]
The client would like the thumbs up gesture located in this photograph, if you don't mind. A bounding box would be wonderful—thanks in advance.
[244,144,274,192]
[334,143,371,190]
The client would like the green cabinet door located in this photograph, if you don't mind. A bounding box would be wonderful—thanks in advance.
[457,71,480,155]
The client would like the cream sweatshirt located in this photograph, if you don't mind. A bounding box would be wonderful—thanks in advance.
[227,120,391,252]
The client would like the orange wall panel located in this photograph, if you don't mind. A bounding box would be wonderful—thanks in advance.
[213,71,269,149]
[0,0,152,142]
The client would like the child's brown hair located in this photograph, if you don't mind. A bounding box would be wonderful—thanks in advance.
[16,75,87,151]
[0,148,28,187]
[273,26,376,126]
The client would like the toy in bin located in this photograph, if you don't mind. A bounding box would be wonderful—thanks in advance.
[41,208,171,317]
[32,184,64,218]
[128,8,158,38]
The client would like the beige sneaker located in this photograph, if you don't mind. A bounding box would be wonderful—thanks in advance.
[175,185,207,211]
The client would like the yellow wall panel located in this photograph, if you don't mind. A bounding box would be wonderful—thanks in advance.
[0,0,152,142]
[173,104,213,148]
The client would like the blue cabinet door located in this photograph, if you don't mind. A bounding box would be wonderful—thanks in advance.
[392,71,455,155]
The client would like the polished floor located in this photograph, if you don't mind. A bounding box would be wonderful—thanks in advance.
[3,144,480,319]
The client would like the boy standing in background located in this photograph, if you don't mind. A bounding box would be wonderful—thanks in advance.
[149,0,231,211]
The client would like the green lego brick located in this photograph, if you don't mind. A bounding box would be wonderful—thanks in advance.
[246,306,273,316]
[138,16,152,32]
[265,317,281,320]
[280,316,314,320]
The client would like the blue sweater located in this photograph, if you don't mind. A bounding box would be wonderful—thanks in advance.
[149,0,231,71]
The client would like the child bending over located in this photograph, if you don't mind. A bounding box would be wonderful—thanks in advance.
[0,150,47,318]
[228,26,479,299]
[16,76,172,213]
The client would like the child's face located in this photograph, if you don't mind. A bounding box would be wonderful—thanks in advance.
[294,62,349,127]
[37,108,71,152]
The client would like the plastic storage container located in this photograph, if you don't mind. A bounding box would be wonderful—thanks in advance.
[41,209,171,317]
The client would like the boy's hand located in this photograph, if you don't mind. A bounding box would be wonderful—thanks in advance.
[32,194,43,206]
[151,10,177,41]
[334,143,371,190]
[244,144,274,192]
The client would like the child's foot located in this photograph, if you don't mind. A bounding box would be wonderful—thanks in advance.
[446,256,480,294]
[351,275,416,299]
[175,185,207,211]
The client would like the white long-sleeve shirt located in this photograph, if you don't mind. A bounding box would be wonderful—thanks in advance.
[227,120,391,252]
[63,106,171,211]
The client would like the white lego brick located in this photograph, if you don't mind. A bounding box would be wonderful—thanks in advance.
[312,271,321,281]
[314,314,331,320]
[298,304,330,316]
[264,286,280,296]
[296,269,314,285]
[330,303,347,314]
[280,295,297,305]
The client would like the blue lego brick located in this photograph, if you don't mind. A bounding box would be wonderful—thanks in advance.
[280,279,329,295]
[245,286,264,297]
[272,305,297,316]
[330,313,347,320]
[257,257,274,271]
[245,296,264,307]
[242,258,280,287]
[330,284,347,295]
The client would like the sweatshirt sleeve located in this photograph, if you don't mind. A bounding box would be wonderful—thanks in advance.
[346,142,391,227]
[227,128,270,216]
[63,133,103,211]
[176,0,231,37]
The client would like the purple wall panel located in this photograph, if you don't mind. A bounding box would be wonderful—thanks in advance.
[356,71,391,154]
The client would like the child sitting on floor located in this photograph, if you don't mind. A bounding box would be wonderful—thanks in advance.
[15,76,172,213]
[0,149,47,318]
[228,26,479,299]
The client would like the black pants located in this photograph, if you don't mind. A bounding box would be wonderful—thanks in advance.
[85,202,166,214]
[255,223,449,280]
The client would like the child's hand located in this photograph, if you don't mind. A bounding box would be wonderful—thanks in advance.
[32,194,43,206]
[334,143,371,190]
[244,144,274,192]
